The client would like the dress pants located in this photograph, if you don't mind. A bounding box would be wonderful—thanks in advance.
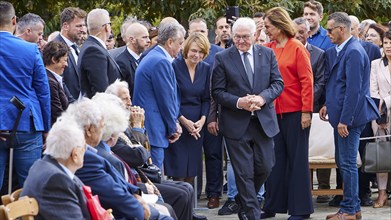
[264,112,314,216]
[160,180,193,220]
[225,118,274,220]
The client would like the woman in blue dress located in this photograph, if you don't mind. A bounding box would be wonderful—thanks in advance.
[164,32,211,185]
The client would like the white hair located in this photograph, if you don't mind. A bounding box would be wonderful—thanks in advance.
[62,98,103,129]
[349,15,360,26]
[92,93,130,141]
[87,8,110,34]
[105,79,129,96]
[232,17,256,36]
[44,116,85,160]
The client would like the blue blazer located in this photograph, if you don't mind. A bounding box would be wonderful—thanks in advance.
[0,32,51,131]
[21,155,91,220]
[133,46,180,148]
[75,148,144,220]
[324,37,379,128]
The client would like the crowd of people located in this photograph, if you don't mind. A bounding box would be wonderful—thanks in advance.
[0,0,390,219]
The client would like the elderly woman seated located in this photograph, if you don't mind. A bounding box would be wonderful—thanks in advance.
[63,97,172,220]
[106,80,206,220]
[21,117,90,219]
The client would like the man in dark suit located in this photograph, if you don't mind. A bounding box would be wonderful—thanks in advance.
[319,12,379,220]
[53,7,87,100]
[212,17,284,220]
[115,22,151,97]
[21,117,90,219]
[78,8,122,98]
[0,1,51,190]
[132,22,185,170]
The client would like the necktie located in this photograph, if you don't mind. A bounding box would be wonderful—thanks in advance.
[71,44,80,56]
[243,52,253,88]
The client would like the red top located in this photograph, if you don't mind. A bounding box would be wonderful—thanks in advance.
[265,38,314,114]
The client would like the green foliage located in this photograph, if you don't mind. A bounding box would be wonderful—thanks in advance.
[9,0,391,37]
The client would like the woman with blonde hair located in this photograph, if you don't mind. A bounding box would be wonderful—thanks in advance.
[262,7,314,220]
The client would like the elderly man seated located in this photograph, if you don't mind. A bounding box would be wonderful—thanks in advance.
[21,117,91,219]
[62,98,172,220]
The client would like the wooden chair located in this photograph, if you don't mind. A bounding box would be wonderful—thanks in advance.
[309,158,343,196]
[1,196,39,220]
[1,188,23,205]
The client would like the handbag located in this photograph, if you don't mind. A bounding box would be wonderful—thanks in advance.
[362,129,391,173]
[82,185,113,220]
[139,163,162,183]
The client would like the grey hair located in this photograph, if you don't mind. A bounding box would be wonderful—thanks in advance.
[16,13,45,33]
[328,12,351,30]
[0,1,15,26]
[293,17,310,32]
[359,19,376,31]
[157,22,186,45]
[87,8,109,34]
[44,116,85,160]
[62,97,103,129]
[105,79,129,96]
[349,15,360,26]
[232,17,256,36]
[92,93,130,141]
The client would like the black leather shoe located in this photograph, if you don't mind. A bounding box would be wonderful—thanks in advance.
[360,194,373,206]
[192,213,207,220]
[260,211,276,219]
[287,214,311,220]
[328,195,343,207]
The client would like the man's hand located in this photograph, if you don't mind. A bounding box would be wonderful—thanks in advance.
[207,122,219,136]
[134,194,151,220]
[301,112,312,129]
[130,106,145,128]
[337,123,349,138]
[319,106,328,121]
[238,95,262,112]
[168,122,182,143]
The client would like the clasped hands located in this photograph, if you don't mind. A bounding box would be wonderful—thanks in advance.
[179,116,206,140]
[238,94,265,112]
[129,106,145,128]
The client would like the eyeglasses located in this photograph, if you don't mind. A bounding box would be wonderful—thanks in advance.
[13,15,18,22]
[233,35,251,41]
[102,22,111,27]
[326,26,342,33]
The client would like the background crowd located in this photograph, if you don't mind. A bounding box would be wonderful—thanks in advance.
[1,0,390,220]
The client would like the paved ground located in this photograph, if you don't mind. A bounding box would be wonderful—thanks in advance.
[191,169,391,220]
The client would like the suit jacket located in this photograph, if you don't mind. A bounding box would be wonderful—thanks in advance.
[21,155,91,220]
[53,34,80,99]
[95,141,127,179]
[109,45,126,59]
[370,57,391,119]
[46,69,69,125]
[360,40,382,63]
[306,43,325,113]
[115,47,138,97]
[0,32,51,132]
[78,36,123,98]
[212,44,284,139]
[324,37,379,128]
[133,46,180,148]
[75,148,144,220]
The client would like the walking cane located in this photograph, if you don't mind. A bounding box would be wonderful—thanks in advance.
[0,96,25,194]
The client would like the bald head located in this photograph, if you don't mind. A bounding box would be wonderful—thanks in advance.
[160,17,179,25]
[125,22,150,54]
[349,15,360,38]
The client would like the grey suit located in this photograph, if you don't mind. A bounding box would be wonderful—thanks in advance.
[212,44,283,219]
[306,43,325,113]
[21,155,91,220]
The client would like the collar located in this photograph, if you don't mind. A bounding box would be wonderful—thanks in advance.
[310,26,327,38]
[60,33,74,46]
[127,47,140,60]
[101,141,111,152]
[157,45,174,63]
[90,35,107,49]
[305,42,309,48]
[57,161,75,180]
[238,45,254,56]
[46,68,63,88]
[0,30,13,34]
[86,144,98,153]
[335,36,352,54]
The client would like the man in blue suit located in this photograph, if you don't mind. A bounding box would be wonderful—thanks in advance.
[319,12,379,220]
[0,1,50,190]
[133,22,186,169]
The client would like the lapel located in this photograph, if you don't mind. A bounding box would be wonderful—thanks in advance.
[253,45,262,91]
[57,35,80,77]
[229,47,252,89]
[380,58,391,85]
[124,48,138,72]
[331,38,354,71]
